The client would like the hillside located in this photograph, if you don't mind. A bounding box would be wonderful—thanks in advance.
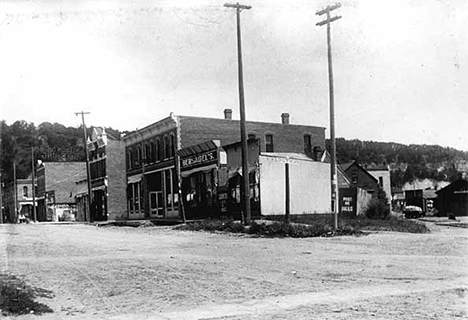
[328,138,468,188]
[0,120,122,183]
[2,120,467,189]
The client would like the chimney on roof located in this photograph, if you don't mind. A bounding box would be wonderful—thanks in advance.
[224,109,232,120]
[281,113,290,124]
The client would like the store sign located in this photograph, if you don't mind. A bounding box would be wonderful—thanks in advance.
[181,151,217,169]
[341,196,354,213]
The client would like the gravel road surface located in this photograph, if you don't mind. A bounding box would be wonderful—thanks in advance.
[1,221,467,319]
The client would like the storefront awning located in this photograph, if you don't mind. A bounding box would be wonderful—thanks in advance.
[181,163,218,178]
[128,174,142,184]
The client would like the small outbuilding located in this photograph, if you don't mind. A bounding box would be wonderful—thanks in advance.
[435,179,468,217]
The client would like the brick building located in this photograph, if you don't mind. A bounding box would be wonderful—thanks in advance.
[123,111,326,220]
[81,127,126,221]
[3,178,37,223]
[36,162,86,221]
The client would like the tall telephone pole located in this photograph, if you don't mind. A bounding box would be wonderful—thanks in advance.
[224,2,252,225]
[317,3,341,230]
[75,111,93,222]
[31,147,37,222]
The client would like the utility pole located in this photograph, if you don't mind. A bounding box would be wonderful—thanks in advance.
[75,111,93,222]
[13,161,17,223]
[316,3,341,230]
[0,171,3,224]
[224,2,252,225]
[31,147,37,222]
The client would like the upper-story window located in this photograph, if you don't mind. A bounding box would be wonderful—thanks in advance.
[379,177,384,187]
[164,135,170,159]
[248,133,256,139]
[127,150,132,170]
[156,139,161,162]
[265,134,274,152]
[170,134,176,158]
[23,186,28,198]
[303,135,312,154]
[136,146,142,166]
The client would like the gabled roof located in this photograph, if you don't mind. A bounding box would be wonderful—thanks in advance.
[340,160,378,183]
[340,162,354,172]
[436,179,468,195]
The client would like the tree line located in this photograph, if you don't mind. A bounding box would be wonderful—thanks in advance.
[327,138,468,188]
[0,120,122,184]
[2,120,466,188]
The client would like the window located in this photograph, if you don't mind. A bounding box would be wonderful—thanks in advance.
[304,135,312,154]
[156,139,161,162]
[164,135,170,159]
[127,150,133,169]
[248,134,256,139]
[352,174,358,184]
[170,134,176,158]
[379,177,384,187]
[265,134,274,152]
[23,186,28,198]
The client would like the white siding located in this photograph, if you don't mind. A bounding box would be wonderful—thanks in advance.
[259,155,331,215]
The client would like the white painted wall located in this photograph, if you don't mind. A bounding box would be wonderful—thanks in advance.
[259,155,331,215]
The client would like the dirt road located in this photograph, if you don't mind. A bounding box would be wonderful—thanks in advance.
[1,221,467,319]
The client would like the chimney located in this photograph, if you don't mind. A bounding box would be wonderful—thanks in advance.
[224,109,232,120]
[281,113,290,124]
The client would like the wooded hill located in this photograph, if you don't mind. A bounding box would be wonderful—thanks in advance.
[1,120,467,189]
[0,120,122,183]
[327,138,468,188]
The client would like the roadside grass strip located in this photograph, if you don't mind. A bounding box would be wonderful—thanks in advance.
[0,273,54,316]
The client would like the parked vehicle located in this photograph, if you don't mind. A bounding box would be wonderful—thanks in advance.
[403,205,425,219]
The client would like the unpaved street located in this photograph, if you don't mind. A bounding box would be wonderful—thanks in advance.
[1,222,467,319]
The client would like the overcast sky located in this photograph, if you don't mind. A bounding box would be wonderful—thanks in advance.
[1,0,467,151]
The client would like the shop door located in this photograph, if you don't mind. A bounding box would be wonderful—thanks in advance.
[149,191,164,217]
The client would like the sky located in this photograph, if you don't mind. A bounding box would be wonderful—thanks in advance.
[0,0,467,151]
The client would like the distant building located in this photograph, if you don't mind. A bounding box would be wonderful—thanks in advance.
[36,162,86,222]
[340,161,379,195]
[366,164,392,205]
[123,111,326,220]
[435,178,468,217]
[3,178,37,223]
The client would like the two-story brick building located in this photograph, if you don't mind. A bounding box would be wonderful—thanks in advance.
[123,110,326,220]
[3,178,37,223]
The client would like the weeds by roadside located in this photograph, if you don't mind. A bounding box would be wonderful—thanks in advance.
[0,273,54,316]
[176,214,429,237]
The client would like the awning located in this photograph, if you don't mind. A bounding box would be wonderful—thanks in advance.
[181,163,218,178]
[128,174,142,184]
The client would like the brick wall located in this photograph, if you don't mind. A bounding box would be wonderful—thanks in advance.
[107,139,127,220]
[43,162,86,204]
[179,116,325,154]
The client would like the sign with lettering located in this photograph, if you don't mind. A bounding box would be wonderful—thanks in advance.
[181,150,217,170]
[339,188,357,216]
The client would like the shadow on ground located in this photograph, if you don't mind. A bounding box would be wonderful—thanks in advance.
[0,273,54,316]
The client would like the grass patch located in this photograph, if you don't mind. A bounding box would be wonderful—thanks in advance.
[264,214,430,234]
[175,218,360,237]
[0,273,54,316]
[176,214,429,237]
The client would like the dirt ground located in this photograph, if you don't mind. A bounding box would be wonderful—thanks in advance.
[1,220,467,320]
